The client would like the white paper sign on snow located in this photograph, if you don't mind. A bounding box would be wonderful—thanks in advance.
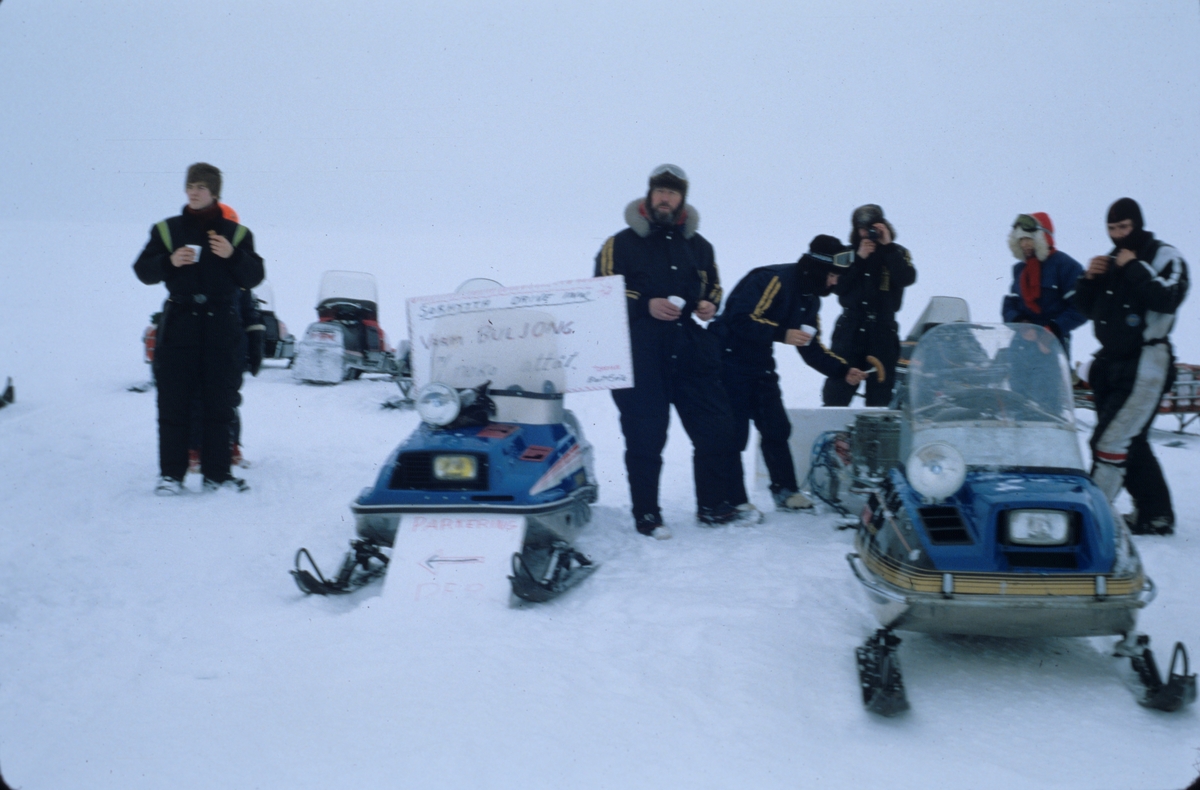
[406,275,633,393]
[382,513,528,607]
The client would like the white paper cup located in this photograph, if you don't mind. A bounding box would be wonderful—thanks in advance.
[667,295,686,309]
[800,324,817,345]
[186,244,202,262]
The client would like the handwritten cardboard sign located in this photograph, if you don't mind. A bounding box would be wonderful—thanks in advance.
[382,514,528,607]
[406,276,633,393]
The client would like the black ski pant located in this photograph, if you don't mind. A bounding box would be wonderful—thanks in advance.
[611,363,744,521]
[722,363,797,494]
[1090,346,1175,523]
[156,342,239,483]
[822,312,900,407]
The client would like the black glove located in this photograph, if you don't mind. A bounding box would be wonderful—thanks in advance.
[247,328,265,376]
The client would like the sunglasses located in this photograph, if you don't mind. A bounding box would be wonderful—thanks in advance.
[650,163,688,181]
[1013,214,1044,233]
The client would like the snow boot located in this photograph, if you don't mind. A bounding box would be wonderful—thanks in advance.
[698,502,763,527]
[773,488,814,512]
[635,512,671,540]
[1124,511,1174,536]
[155,476,184,496]
[203,475,250,493]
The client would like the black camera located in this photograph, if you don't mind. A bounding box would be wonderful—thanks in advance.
[865,226,881,241]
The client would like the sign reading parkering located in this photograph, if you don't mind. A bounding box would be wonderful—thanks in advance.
[406,275,633,394]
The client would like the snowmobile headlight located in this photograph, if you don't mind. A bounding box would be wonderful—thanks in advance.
[905,442,966,501]
[433,454,478,481]
[1007,509,1071,546]
[416,383,461,426]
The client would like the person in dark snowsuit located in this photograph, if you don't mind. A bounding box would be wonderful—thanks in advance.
[1075,198,1189,535]
[710,235,867,511]
[133,163,265,494]
[1001,212,1086,355]
[822,204,917,407]
[594,164,759,539]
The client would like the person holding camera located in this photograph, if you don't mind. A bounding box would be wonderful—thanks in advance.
[134,163,265,495]
[594,164,760,539]
[1075,198,1189,535]
[1001,212,1086,355]
[821,204,917,407]
[709,235,868,511]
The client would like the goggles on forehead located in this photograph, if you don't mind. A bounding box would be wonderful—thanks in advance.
[650,163,688,181]
[809,250,855,269]
[1013,214,1044,233]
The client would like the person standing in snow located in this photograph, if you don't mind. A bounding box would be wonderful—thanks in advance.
[822,204,917,407]
[1075,198,1189,535]
[594,164,760,539]
[133,163,265,495]
[709,235,868,512]
[1001,212,1086,355]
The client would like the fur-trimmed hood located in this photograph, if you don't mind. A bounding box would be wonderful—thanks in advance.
[625,199,700,239]
[1008,212,1055,262]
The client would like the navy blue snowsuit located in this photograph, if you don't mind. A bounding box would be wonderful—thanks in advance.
[595,200,743,521]
[710,260,849,494]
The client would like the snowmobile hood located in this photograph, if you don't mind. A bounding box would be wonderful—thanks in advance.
[353,420,591,512]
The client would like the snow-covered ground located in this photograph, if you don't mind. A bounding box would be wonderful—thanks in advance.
[3,2,1200,788]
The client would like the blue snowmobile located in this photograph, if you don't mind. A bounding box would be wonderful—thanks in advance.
[291,283,598,603]
[828,320,1194,715]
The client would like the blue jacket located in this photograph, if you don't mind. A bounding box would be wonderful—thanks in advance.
[1001,250,1087,342]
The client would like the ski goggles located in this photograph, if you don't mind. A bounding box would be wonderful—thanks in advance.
[650,163,688,181]
[1012,214,1045,233]
[809,250,855,269]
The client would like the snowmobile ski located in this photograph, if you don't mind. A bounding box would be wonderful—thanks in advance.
[1123,636,1197,712]
[509,541,597,603]
[856,628,909,716]
[291,540,389,596]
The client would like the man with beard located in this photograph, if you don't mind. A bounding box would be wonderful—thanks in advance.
[1001,212,1086,355]
[594,164,759,539]
[822,204,917,407]
[710,235,868,511]
[134,163,265,494]
[1075,198,1189,535]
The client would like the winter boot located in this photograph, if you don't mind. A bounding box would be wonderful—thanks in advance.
[1125,510,1175,536]
[635,512,671,540]
[203,475,250,493]
[155,476,184,496]
[773,488,814,512]
[698,502,763,527]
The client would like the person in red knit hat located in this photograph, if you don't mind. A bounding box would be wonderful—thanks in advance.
[1001,212,1086,355]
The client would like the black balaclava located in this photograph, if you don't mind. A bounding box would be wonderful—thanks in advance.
[1107,197,1149,252]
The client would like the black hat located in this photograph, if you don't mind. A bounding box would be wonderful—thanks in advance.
[803,234,853,269]
[186,162,222,199]
[648,163,688,202]
[1107,197,1143,230]
[852,203,885,229]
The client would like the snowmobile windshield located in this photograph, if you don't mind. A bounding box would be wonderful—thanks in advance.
[316,271,379,308]
[906,323,1082,470]
[909,323,1073,425]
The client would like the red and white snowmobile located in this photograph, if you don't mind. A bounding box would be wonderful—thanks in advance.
[292,271,403,384]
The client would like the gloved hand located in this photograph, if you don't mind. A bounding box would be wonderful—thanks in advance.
[247,328,265,376]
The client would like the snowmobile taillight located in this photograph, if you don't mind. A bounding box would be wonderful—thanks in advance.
[1006,509,1071,546]
[433,454,478,481]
